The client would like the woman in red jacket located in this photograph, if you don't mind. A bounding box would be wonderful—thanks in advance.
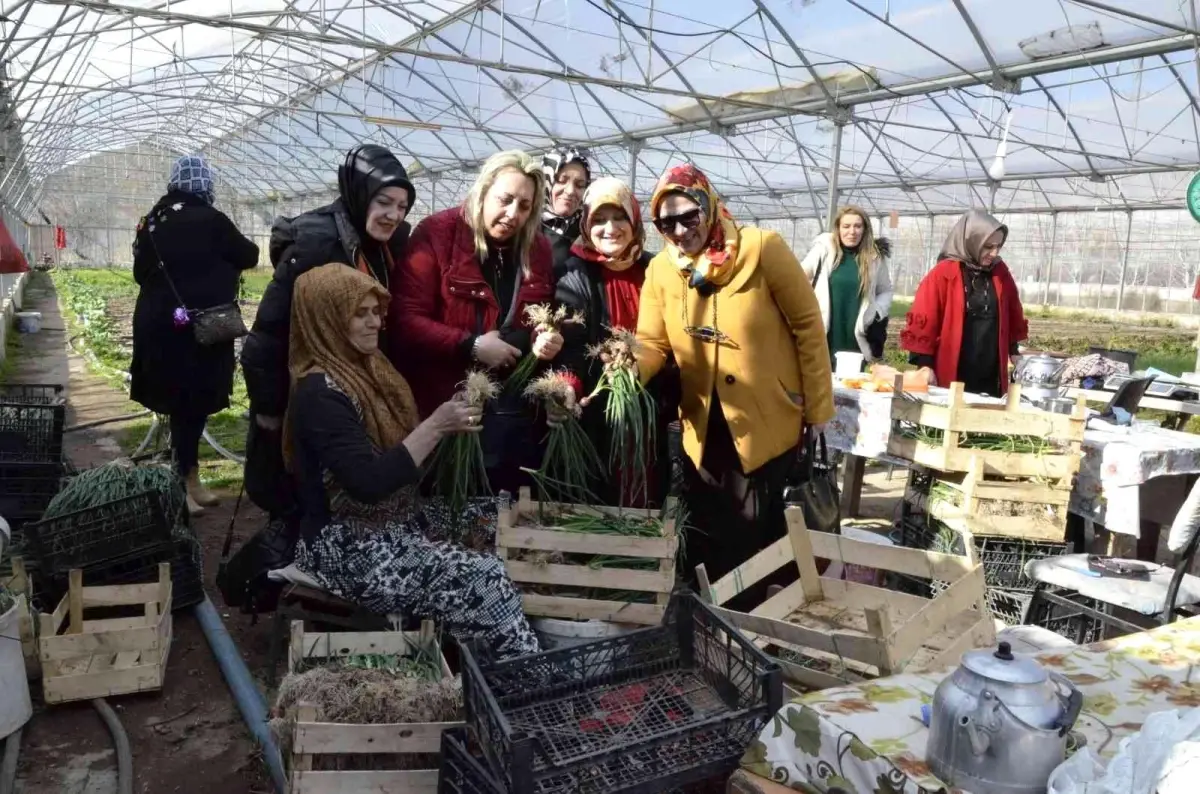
[390,150,562,493]
[900,209,1028,397]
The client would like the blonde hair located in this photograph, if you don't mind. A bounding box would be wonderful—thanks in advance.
[463,150,545,275]
[831,205,880,299]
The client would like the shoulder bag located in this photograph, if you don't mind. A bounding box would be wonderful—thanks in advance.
[785,429,841,536]
[146,225,247,345]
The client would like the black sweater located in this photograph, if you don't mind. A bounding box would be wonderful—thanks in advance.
[289,373,419,539]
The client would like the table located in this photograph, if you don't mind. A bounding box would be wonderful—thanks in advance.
[827,386,1200,541]
[741,617,1200,793]
[1064,387,1200,432]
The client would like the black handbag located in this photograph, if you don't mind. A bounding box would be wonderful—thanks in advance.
[788,430,841,535]
[146,227,247,345]
[865,314,889,360]
[215,486,298,615]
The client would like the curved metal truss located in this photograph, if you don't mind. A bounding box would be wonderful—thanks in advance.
[2,0,1199,224]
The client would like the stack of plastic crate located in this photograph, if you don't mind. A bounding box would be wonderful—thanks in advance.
[25,489,204,611]
[451,592,782,794]
[0,383,69,570]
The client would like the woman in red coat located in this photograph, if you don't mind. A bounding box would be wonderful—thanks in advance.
[900,209,1028,397]
[389,150,562,493]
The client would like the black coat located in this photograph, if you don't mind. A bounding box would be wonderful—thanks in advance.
[130,190,259,417]
[543,216,580,282]
[555,251,678,506]
[240,199,410,418]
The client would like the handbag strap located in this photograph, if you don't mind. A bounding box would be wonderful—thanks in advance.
[144,223,189,311]
[810,258,822,288]
[801,426,829,478]
[220,480,246,560]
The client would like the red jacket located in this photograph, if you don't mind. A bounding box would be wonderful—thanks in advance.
[389,207,554,415]
[899,258,1028,395]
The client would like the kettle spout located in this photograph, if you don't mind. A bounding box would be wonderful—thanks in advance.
[961,691,1001,756]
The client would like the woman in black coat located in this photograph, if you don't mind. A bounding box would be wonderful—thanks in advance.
[541,146,590,280]
[239,144,414,517]
[555,177,676,507]
[131,155,259,514]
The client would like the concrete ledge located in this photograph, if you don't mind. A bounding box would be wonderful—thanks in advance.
[0,271,29,368]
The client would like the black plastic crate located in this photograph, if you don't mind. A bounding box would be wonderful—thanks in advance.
[0,400,65,461]
[0,460,67,552]
[991,589,1107,644]
[460,592,782,794]
[440,728,506,794]
[0,384,65,405]
[36,537,201,613]
[27,491,174,579]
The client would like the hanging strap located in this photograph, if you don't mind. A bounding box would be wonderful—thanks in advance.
[219,480,246,561]
[144,224,189,311]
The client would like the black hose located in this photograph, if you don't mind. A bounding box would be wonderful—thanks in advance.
[0,726,19,794]
[92,698,133,794]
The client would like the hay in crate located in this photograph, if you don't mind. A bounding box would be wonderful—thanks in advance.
[271,620,462,790]
[496,487,679,625]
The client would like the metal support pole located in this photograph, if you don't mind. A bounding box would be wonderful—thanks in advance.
[1042,213,1057,306]
[825,123,844,231]
[1116,210,1134,312]
[628,143,639,194]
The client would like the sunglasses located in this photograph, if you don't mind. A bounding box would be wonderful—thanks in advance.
[654,208,703,235]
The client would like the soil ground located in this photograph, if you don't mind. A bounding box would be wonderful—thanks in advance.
[5,272,272,794]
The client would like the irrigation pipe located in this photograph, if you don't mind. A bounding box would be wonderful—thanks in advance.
[91,699,132,794]
[65,410,152,433]
[0,727,20,794]
[193,597,287,793]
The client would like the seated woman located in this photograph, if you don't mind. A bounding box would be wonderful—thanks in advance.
[555,177,673,506]
[285,265,538,659]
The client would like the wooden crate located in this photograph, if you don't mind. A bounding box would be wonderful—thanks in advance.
[888,382,1086,479]
[38,563,172,704]
[697,508,996,691]
[926,458,1071,542]
[287,619,461,794]
[3,557,38,674]
[495,486,678,626]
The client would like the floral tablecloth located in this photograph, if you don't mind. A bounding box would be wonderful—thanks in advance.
[827,386,1200,537]
[741,617,1200,794]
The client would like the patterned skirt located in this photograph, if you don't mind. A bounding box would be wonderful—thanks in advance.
[294,501,539,659]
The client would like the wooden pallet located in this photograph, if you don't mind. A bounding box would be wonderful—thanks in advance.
[697,508,996,691]
[38,563,172,704]
[495,487,678,626]
[888,382,1085,479]
[926,458,1071,542]
[288,620,461,794]
[3,557,37,675]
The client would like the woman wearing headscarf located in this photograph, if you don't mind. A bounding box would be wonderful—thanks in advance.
[286,265,539,659]
[802,205,894,363]
[541,146,590,279]
[131,155,259,513]
[555,177,673,506]
[900,209,1028,397]
[241,144,414,515]
[634,164,833,604]
[390,150,561,495]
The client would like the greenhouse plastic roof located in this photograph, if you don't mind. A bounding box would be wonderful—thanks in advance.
[2,0,1200,220]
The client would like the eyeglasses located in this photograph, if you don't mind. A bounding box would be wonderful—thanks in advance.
[654,208,703,235]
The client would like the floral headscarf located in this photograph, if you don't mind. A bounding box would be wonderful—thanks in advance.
[569,177,643,273]
[649,164,740,289]
[541,146,591,244]
[168,155,216,206]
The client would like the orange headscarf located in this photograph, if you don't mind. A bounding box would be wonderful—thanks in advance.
[649,163,741,289]
[283,266,419,470]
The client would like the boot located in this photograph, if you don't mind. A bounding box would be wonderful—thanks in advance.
[186,469,219,507]
[186,493,205,517]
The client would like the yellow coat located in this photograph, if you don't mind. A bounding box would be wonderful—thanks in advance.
[636,226,834,474]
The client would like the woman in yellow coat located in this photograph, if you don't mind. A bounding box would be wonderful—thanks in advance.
[635,163,833,605]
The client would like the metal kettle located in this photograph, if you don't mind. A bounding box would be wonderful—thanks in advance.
[1012,354,1066,405]
[926,641,1082,794]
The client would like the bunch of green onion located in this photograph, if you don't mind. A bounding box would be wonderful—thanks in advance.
[901,424,1056,454]
[585,328,657,506]
[427,371,497,523]
[504,304,584,395]
[523,371,602,504]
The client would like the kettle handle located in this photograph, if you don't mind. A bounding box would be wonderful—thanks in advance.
[1050,672,1083,737]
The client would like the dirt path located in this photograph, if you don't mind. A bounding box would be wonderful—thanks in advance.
[6,272,273,794]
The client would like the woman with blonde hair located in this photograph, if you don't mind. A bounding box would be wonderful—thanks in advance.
[390,150,563,493]
[801,205,893,364]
